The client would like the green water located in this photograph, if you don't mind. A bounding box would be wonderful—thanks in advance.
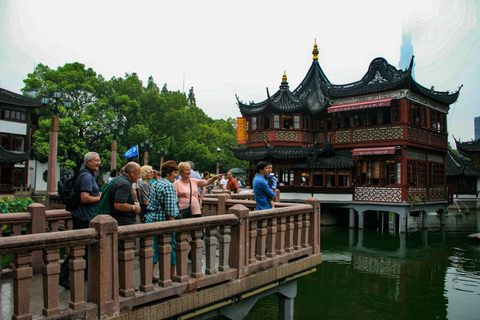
[245,210,480,319]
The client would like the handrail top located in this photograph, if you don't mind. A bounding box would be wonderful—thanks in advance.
[118,214,239,240]
[0,228,98,254]
[247,204,313,221]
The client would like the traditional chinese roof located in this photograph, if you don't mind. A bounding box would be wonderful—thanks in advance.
[0,146,31,163]
[231,142,335,161]
[294,156,353,169]
[237,73,308,116]
[328,57,461,106]
[455,138,480,157]
[0,87,42,108]
[231,142,352,169]
[236,43,461,117]
[446,150,480,177]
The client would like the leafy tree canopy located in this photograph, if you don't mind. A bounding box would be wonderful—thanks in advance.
[22,62,248,174]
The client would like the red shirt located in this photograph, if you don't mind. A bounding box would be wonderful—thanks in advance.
[226,178,239,193]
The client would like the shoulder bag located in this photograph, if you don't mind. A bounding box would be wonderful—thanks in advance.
[176,180,193,219]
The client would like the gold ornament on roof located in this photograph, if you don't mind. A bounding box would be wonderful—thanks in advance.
[282,71,287,83]
[313,40,319,61]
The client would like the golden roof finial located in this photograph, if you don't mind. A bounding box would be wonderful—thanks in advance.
[312,39,319,61]
[282,71,287,83]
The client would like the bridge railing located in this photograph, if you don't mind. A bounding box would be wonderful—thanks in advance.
[0,198,320,319]
[0,203,72,275]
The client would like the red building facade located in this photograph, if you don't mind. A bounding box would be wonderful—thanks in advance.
[232,44,461,230]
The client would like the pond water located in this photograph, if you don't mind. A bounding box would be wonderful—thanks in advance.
[245,209,480,319]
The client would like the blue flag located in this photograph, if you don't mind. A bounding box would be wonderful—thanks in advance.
[124,145,138,159]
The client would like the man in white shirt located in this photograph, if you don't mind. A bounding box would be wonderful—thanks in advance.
[220,174,228,190]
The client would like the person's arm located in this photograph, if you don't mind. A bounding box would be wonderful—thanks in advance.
[114,202,141,214]
[271,175,277,189]
[197,175,222,187]
[80,192,101,204]
[164,185,180,220]
[132,186,138,202]
[114,183,140,214]
[78,173,101,203]
[199,186,206,207]
[262,180,277,198]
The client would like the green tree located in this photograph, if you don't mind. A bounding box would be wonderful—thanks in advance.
[22,62,112,171]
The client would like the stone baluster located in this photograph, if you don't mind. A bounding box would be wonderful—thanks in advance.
[249,221,257,264]
[266,218,277,258]
[191,229,204,278]
[175,231,189,283]
[205,228,218,275]
[42,249,60,317]
[68,245,86,310]
[65,218,73,231]
[302,213,310,249]
[139,237,155,292]
[293,215,303,250]
[305,198,321,253]
[285,216,295,253]
[118,239,136,297]
[256,219,267,261]
[276,216,286,256]
[158,234,173,287]
[13,252,32,320]
[218,225,231,272]
[49,220,59,232]
[12,223,22,236]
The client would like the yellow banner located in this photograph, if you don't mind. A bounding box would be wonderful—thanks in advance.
[237,117,247,144]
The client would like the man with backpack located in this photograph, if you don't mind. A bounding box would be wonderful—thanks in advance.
[59,151,102,290]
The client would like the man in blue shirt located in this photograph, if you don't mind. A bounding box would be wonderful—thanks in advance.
[59,151,101,289]
[253,161,277,210]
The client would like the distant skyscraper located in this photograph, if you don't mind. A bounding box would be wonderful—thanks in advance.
[475,116,480,140]
[399,31,415,79]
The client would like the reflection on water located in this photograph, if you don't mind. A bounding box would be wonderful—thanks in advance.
[245,210,480,320]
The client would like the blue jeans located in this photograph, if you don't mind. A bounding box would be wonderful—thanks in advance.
[147,218,176,265]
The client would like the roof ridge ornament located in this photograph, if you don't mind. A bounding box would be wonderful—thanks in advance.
[312,39,319,61]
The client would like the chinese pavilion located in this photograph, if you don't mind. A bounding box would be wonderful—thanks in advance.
[0,87,41,194]
[232,42,461,232]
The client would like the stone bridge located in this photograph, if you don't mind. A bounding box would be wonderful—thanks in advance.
[0,195,321,319]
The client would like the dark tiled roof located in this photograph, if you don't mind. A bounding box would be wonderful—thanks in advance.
[455,138,480,157]
[327,57,461,106]
[236,51,461,117]
[294,155,353,169]
[230,143,335,161]
[237,78,308,116]
[292,61,331,114]
[0,87,42,108]
[0,146,31,163]
[446,150,480,177]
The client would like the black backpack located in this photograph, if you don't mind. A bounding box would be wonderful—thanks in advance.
[58,169,88,211]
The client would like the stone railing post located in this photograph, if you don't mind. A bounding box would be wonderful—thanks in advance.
[305,197,321,254]
[27,203,46,274]
[274,189,280,203]
[228,204,250,279]
[216,193,231,215]
[88,215,119,318]
[12,252,32,320]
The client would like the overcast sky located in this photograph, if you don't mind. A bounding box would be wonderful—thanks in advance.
[1,0,479,146]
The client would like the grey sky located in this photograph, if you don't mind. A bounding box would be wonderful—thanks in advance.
[1,0,478,146]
